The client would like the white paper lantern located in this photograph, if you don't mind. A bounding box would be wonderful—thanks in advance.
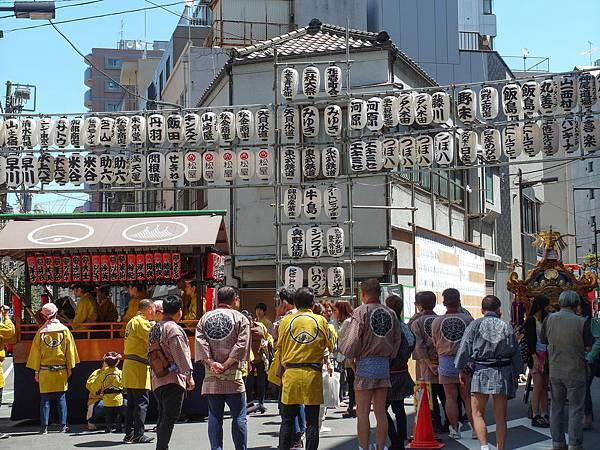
[522,121,542,157]
[578,72,596,109]
[281,67,299,101]
[83,116,100,147]
[382,137,399,169]
[348,99,367,130]
[147,114,165,145]
[220,149,236,181]
[68,153,83,186]
[416,135,433,167]
[53,117,70,148]
[98,117,114,147]
[539,78,558,115]
[431,92,450,124]
[20,154,38,188]
[327,227,345,257]
[349,140,366,172]
[366,97,384,131]
[165,151,183,182]
[521,81,540,116]
[98,153,114,184]
[397,93,414,126]
[305,226,324,258]
[413,93,433,126]
[327,266,345,296]
[281,106,299,143]
[308,266,327,296]
[21,117,38,149]
[479,86,499,120]
[302,66,320,99]
[458,130,478,165]
[183,113,201,145]
[502,124,522,159]
[166,114,184,146]
[83,153,99,185]
[365,140,384,171]
[38,117,56,148]
[284,187,302,219]
[324,105,342,137]
[301,106,320,138]
[113,153,130,185]
[322,146,340,178]
[303,186,322,219]
[218,111,236,143]
[0,156,6,184]
[302,146,320,178]
[255,108,272,141]
[284,266,303,290]
[38,153,55,184]
[129,153,146,184]
[235,110,254,141]
[324,186,341,220]
[558,74,578,113]
[559,115,580,154]
[324,65,343,96]
[237,148,255,181]
[281,147,300,180]
[4,118,21,149]
[457,89,477,123]
[146,151,165,184]
[541,118,559,157]
[502,84,523,118]
[68,117,84,148]
[581,116,600,153]
[200,111,218,144]
[287,226,305,258]
[202,150,219,182]
[54,155,69,186]
[434,132,454,166]
[0,119,4,147]
[183,151,202,182]
[399,136,416,168]
[129,115,147,145]
[256,148,272,180]
[481,128,501,162]
[382,96,400,128]
[5,155,21,188]
[114,116,130,148]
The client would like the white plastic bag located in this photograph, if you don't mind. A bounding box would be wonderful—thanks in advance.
[322,371,341,408]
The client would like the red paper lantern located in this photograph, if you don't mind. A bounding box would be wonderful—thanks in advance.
[12,294,21,321]
[53,256,62,283]
[205,252,225,281]
[172,253,181,280]
[26,255,37,284]
[92,255,101,283]
[109,254,118,282]
[154,253,163,279]
[62,256,71,284]
[118,254,127,281]
[36,256,45,284]
[101,255,110,282]
[44,256,54,283]
[81,254,91,282]
[145,253,155,281]
[127,254,136,281]
[205,286,215,312]
[162,253,173,280]
[71,255,81,282]
[136,254,145,280]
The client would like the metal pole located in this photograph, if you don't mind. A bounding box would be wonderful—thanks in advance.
[594,220,598,279]
[273,44,282,290]
[573,186,578,263]
[518,168,526,279]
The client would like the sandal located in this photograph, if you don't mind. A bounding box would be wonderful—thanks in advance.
[532,415,550,428]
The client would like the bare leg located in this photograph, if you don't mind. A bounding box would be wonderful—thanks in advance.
[492,394,508,450]
[372,388,389,450]
[471,393,489,446]
[458,382,474,429]
[442,383,459,431]
[531,373,548,417]
[356,389,373,450]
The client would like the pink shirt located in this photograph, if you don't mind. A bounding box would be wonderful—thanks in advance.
[151,320,193,391]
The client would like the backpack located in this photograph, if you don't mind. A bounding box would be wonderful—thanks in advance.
[148,323,170,378]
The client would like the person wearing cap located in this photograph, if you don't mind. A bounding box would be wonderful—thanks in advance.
[122,299,155,444]
[72,284,99,331]
[88,352,125,433]
[26,302,80,434]
[123,283,149,324]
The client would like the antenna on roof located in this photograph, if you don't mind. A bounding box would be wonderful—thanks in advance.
[579,41,596,66]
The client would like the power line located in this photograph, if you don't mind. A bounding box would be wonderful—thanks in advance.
[1,0,107,19]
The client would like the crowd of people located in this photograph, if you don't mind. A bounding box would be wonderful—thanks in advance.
[1,279,600,450]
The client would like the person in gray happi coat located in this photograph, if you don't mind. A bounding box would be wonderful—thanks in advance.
[455,295,522,450]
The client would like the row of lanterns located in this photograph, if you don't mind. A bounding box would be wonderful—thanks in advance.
[284,265,345,297]
[287,225,345,259]
[281,65,343,100]
[284,185,341,220]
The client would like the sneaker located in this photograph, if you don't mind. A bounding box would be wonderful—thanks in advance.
[532,415,550,428]
[0,433,9,439]
[123,434,134,443]
[59,425,70,433]
[131,435,154,444]
[320,426,332,433]
[39,427,48,435]
[449,425,461,440]
[291,437,304,449]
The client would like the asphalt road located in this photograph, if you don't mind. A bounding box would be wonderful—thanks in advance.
[1,357,599,449]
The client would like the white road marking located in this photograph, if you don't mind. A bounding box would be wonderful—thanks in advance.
[454,417,552,450]
[3,361,13,379]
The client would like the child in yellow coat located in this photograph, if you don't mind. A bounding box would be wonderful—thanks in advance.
[87,352,125,433]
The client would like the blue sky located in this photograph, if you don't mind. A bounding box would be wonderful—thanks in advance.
[0,0,599,212]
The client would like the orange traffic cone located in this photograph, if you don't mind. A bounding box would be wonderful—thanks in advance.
[407,383,444,449]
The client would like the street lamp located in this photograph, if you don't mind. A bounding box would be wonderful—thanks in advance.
[0,1,55,20]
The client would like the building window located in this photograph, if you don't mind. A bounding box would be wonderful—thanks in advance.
[105,80,120,92]
[485,167,494,203]
[105,102,121,112]
[166,56,171,81]
[105,58,122,69]
[589,161,594,173]
[483,0,493,14]
[591,189,596,200]
[523,197,540,234]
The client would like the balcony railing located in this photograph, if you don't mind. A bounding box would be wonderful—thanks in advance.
[208,19,292,47]
[459,31,493,51]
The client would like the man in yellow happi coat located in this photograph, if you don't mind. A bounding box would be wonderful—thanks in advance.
[72,284,98,331]
[0,306,16,406]
[182,279,201,321]
[122,283,148,324]
[277,287,334,450]
[122,299,155,444]
[26,303,79,434]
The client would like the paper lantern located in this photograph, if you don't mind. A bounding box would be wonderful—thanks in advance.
[62,256,71,284]
[322,146,340,178]
[184,151,202,182]
[237,148,255,181]
[200,111,218,143]
[0,119,4,147]
[399,136,416,168]
[303,186,322,219]
[129,115,146,145]
[559,116,580,154]
[348,99,367,130]
[382,96,400,128]
[324,104,342,137]
[152,253,162,280]
[521,81,540,116]
[99,117,115,146]
[98,153,115,184]
[183,113,201,145]
[136,254,146,280]
[541,118,560,157]
[125,254,136,281]
[502,124,522,159]
[3,118,21,149]
[71,255,82,282]
[219,149,236,181]
[20,154,38,188]
[502,84,523,118]
[202,150,219,182]
[218,111,236,143]
[281,146,300,180]
[308,266,327,296]
[302,66,320,99]
[432,92,450,124]
[324,186,341,220]
[305,226,324,258]
[416,135,433,167]
[349,140,366,172]
[5,155,20,188]
[166,113,184,145]
[365,140,384,171]
[38,117,55,148]
[284,266,303,290]
[327,226,345,257]
[558,74,578,113]
[111,255,120,282]
[458,130,478,165]
[327,266,345,296]
[413,93,433,126]
[434,132,454,166]
[324,65,342,96]
[147,114,166,145]
[205,252,225,281]
[256,148,272,180]
[53,256,63,283]
[54,155,69,186]
[83,116,100,147]
[578,72,596,109]
[287,226,305,258]
[68,153,84,186]
[53,117,70,148]
[301,105,320,138]
[581,116,600,153]
[82,153,99,185]
[281,106,299,142]
[457,89,477,123]
[165,151,183,182]
[366,97,384,131]
[481,128,501,163]
[539,78,558,115]
[147,151,165,184]
[129,153,146,184]
[0,156,5,184]
[38,153,55,184]
[113,153,130,185]
[397,92,414,126]
[382,138,399,169]
[284,187,301,219]
[302,146,320,178]
[281,67,299,101]
[522,121,542,157]
[21,117,38,148]
[255,108,272,141]
[172,252,182,280]
[100,255,110,282]
[44,256,54,283]
[114,116,130,147]
[479,86,499,120]
[235,109,254,141]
